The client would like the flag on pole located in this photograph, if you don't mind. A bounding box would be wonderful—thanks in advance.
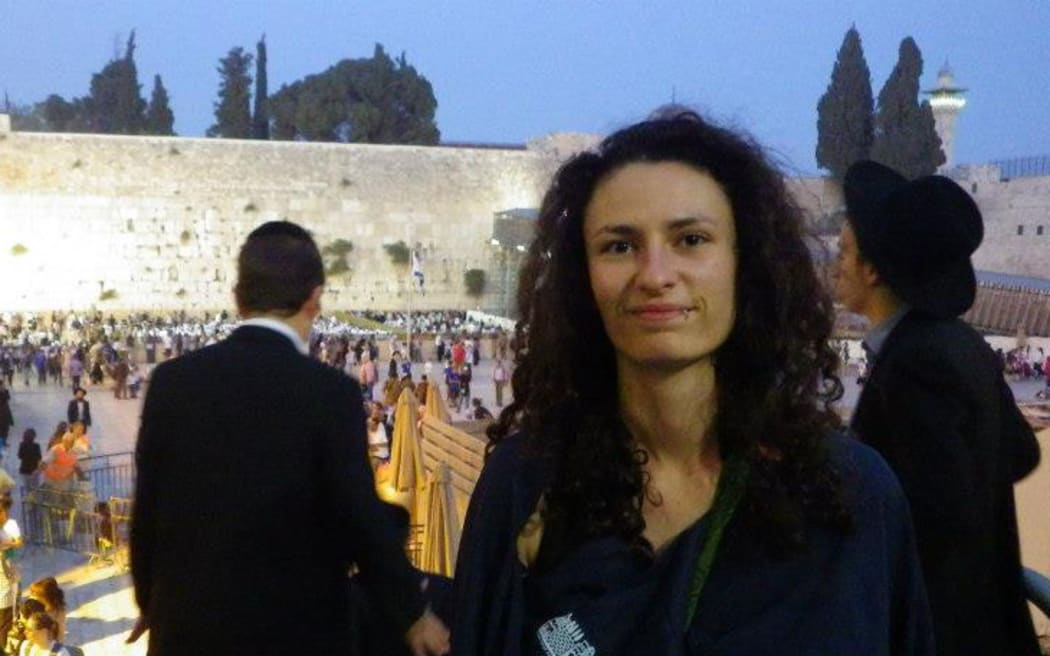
[412,250,425,289]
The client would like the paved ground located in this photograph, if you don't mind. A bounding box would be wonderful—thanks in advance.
[4,357,1048,654]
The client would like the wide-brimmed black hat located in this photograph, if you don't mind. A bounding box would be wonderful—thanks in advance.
[843,160,984,318]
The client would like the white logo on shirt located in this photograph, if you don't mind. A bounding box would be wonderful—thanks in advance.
[537,613,596,656]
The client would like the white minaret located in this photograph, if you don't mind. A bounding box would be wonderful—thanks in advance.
[923,63,967,171]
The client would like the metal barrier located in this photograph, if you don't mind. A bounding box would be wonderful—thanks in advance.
[19,487,132,566]
[78,451,136,500]
[19,451,136,561]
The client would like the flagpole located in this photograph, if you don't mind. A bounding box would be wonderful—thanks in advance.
[407,225,413,374]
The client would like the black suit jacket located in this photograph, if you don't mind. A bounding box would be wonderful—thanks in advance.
[851,312,1041,656]
[131,326,424,654]
[67,398,91,427]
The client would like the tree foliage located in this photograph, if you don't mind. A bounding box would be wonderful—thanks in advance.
[870,37,945,178]
[816,27,873,181]
[4,97,48,132]
[85,31,147,134]
[208,47,253,139]
[145,74,175,135]
[270,44,439,144]
[14,30,170,135]
[252,35,270,140]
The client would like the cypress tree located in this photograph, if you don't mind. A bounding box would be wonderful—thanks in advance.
[816,26,873,181]
[208,47,253,139]
[871,37,945,178]
[252,35,270,140]
[87,31,146,134]
[145,74,175,135]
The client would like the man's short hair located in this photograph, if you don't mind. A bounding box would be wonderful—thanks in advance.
[234,221,325,316]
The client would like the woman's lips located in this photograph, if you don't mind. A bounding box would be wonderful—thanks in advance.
[627,304,693,321]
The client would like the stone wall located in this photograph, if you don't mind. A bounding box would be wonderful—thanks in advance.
[1,119,1047,314]
[0,127,560,312]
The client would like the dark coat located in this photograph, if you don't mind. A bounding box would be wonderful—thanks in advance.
[66,398,91,427]
[451,432,933,656]
[850,312,1041,656]
[130,326,424,654]
[0,389,12,434]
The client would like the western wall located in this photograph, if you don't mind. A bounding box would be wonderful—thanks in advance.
[0,114,1047,315]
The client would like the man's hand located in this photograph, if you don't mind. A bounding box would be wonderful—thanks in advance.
[126,615,148,644]
[404,608,450,656]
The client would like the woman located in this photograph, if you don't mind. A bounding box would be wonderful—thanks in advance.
[46,423,67,450]
[17,429,42,490]
[5,599,45,656]
[18,612,71,656]
[39,433,78,495]
[0,380,13,448]
[366,401,390,469]
[451,110,933,655]
[26,577,66,642]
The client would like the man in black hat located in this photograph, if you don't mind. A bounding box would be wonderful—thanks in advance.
[836,160,1041,656]
[66,387,91,428]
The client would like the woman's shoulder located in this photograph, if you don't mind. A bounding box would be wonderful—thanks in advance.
[824,430,907,510]
[479,432,538,484]
[471,432,548,519]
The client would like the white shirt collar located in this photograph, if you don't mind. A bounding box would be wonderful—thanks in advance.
[239,318,309,355]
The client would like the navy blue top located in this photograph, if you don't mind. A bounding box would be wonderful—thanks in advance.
[451,433,935,656]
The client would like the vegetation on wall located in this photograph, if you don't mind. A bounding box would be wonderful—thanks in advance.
[99,289,118,301]
[383,240,410,266]
[322,238,355,277]
[10,244,27,256]
[464,268,486,298]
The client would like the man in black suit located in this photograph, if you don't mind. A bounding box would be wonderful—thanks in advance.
[129,221,448,654]
[836,161,1041,656]
[66,387,91,428]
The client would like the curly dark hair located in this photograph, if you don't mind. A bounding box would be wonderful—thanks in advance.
[487,109,849,558]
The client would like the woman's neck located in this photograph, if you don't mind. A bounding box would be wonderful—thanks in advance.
[617,357,720,467]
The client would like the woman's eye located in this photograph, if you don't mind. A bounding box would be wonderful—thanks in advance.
[601,240,633,254]
[681,233,707,247]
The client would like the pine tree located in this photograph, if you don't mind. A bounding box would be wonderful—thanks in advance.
[208,47,253,139]
[816,26,873,181]
[269,43,439,144]
[145,74,175,135]
[870,37,945,178]
[252,35,270,139]
[86,31,146,134]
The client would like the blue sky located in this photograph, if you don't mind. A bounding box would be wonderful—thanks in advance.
[2,0,1047,174]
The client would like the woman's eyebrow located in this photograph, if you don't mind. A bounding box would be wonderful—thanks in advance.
[588,215,719,239]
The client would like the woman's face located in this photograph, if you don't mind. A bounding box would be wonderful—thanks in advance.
[583,161,737,371]
[27,621,51,647]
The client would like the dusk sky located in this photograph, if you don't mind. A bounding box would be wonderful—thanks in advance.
[2,1,1048,174]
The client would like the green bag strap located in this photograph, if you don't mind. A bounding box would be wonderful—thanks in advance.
[684,456,749,628]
